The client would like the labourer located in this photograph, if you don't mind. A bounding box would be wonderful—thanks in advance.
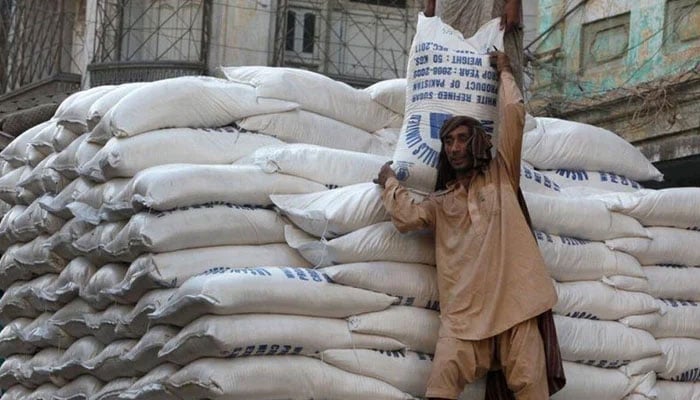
[374,51,561,400]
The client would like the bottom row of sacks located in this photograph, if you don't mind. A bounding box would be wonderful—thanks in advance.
[4,354,691,400]
[2,262,699,399]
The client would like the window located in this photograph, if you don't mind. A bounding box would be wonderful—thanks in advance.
[664,0,700,47]
[285,9,317,55]
[303,13,316,53]
[285,11,295,51]
[580,13,630,72]
[285,9,316,55]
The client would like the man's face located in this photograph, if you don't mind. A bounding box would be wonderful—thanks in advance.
[442,125,475,172]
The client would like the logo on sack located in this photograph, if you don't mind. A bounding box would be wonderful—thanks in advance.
[403,114,440,169]
[672,368,700,382]
[281,267,330,283]
[534,230,554,243]
[660,299,698,307]
[559,236,589,246]
[658,264,689,269]
[565,311,599,320]
[521,166,561,191]
[598,172,641,188]
[555,169,589,181]
[577,359,630,368]
[395,163,411,181]
[429,112,453,139]
[227,344,303,358]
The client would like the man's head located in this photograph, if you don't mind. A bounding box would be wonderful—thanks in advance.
[435,116,493,190]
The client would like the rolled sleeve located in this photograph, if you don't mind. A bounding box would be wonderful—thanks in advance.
[381,177,436,233]
[496,71,526,188]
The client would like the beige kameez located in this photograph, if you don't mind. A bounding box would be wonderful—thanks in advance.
[381,70,556,341]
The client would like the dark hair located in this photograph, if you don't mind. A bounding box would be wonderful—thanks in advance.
[435,115,493,191]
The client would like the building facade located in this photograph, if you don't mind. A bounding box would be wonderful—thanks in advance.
[0,0,422,124]
[527,0,700,186]
[88,0,424,86]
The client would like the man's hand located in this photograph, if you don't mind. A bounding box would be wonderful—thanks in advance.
[500,0,522,33]
[489,51,512,75]
[424,0,436,17]
[374,161,396,188]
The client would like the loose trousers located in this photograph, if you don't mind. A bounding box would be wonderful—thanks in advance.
[426,317,548,400]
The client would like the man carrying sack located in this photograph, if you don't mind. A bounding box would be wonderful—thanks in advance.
[375,48,565,400]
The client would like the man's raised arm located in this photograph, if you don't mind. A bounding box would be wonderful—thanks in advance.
[374,162,436,233]
[492,52,526,189]
[424,0,435,17]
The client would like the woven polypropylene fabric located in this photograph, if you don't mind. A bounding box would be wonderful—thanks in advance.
[0,132,14,150]
[0,103,58,136]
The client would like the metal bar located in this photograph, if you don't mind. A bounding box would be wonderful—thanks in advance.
[117,0,126,61]
[322,0,332,74]
[93,0,102,61]
[23,1,41,83]
[276,0,412,80]
[336,2,403,79]
[56,0,65,75]
[9,1,26,89]
[125,1,180,61]
[272,0,289,66]
[157,5,202,60]
[155,0,162,59]
[0,0,8,92]
[102,0,124,61]
[200,0,210,64]
[157,0,201,61]
[13,0,28,88]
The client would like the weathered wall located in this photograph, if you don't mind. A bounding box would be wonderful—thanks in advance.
[532,0,699,101]
[208,0,275,71]
[529,0,700,185]
[523,0,540,49]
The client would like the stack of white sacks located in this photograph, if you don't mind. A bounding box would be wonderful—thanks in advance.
[0,68,697,400]
[602,189,700,399]
[0,85,113,399]
[519,118,661,400]
[521,117,700,399]
[0,70,422,400]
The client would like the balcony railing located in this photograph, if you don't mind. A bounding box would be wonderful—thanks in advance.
[88,0,210,86]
